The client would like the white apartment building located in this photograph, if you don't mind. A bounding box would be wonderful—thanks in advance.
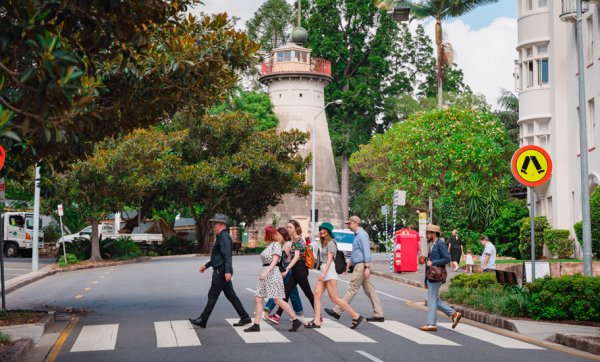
[516,0,600,238]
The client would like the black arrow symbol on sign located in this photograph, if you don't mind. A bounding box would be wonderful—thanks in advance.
[520,155,545,175]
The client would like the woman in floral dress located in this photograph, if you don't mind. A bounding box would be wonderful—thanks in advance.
[245,226,303,332]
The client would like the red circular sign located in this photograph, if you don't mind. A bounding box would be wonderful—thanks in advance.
[511,145,553,188]
[0,145,5,171]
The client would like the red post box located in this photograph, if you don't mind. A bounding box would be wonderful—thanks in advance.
[393,228,419,272]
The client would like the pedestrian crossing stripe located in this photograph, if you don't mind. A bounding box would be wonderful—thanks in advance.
[438,323,544,350]
[371,321,460,346]
[314,319,376,343]
[70,324,119,352]
[155,320,201,348]
[67,319,546,352]
[226,318,290,343]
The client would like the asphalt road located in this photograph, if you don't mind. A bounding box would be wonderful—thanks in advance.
[7,255,594,362]
[1,257,54,281]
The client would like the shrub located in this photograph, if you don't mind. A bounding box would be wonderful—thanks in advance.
[42,222,63,244]
[484,199,529,258]
[442,284,529,318]
[527,274,600,321]
[0,331,10,344]
[573,187,600,259]
[102,236,141,259]
[57,253,80,267]
[450,273,498,289]
[518,216,549,259]
[156,236,196,256]
[64,237,92,260]
[544,229,572,258]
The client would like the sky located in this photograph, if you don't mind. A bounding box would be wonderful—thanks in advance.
[193,1,518,109]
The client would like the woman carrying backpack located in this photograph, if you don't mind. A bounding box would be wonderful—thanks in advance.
[267,220,316,325]
[304,222,363,329]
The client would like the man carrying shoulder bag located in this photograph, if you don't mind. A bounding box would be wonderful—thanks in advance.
[418,224,461,332]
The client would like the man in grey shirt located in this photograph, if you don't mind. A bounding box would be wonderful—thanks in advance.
[480,236,496,272]
[324,216,384,322]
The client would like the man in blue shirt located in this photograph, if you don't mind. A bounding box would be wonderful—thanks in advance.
[325,216,384,322]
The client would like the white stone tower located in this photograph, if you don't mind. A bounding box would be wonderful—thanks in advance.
[255,27,344,234]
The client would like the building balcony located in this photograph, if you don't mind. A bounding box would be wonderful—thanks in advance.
[260,58,332,81]
[560,0,589,23]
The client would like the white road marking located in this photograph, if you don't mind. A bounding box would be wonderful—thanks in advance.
[246,288,257,294]
[74,295,83,299]
[438,323,544,350]
[154,320,201,348]
[356,350,385,362]
[315,319,376,343]
[70,324,119,352]
[84,287,91,291]
[227,318,290,343]
[371,321,459,346]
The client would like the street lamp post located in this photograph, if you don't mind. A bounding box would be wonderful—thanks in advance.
[311,100,342,248]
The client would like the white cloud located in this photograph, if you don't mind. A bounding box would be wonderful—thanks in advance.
[421,17,518,109]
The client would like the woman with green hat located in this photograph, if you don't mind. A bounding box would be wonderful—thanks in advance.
[304,222,363,329]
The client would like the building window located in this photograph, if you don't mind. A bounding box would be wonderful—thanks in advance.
[538,0,547,7]
[537,58,549,85]
[587,17,594,64]
[547,196,553,225]
[588,98,596,147]
[526,0,533,11]
[294,51,308,63]
[526,60,534,87]
[276,50,292,62]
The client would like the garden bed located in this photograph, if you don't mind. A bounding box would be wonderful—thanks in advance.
[0,311,46,327]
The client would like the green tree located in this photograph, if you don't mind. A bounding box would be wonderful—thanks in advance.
[209,91,279,131]
[377,0,497,107]
[303,0,399,222]
[52,128,186,260]
[246,0,295,53]
[574,186,600,258]
[350,107,514,231]
[1,4,259,175]
[496,88,520,144]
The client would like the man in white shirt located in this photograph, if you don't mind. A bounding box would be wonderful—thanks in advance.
[479,236,496,272]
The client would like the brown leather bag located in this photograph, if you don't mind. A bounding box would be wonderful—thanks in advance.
[427,265,447,283]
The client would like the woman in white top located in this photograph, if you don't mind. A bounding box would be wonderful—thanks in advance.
[305,222,363,329]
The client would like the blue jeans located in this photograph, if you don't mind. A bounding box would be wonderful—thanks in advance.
[265,273,303,314]
[427,281,455,325]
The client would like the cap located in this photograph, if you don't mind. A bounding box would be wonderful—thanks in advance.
[208,213,229,225]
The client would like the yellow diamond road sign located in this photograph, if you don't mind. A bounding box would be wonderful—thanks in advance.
[511,145,553,188]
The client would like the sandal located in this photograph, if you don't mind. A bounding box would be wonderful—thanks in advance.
[304,320,321,329]
[350,315,363,329]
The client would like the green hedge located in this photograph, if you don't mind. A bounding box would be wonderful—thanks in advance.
[450,273,498,289]
[527,274,600,321]
[544,229,572,258]
[518,216,549,259]
[573,186,600,258]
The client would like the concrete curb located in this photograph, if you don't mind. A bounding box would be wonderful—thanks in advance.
[1,338,33,362]
[6,257,151,294]
[448,305,519,333]
[552,334,600,356]
[371,270,425,289]
[0,311,56,344]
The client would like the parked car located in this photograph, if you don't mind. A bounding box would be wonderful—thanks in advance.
[315,229,354,270]
[57,223,162,247]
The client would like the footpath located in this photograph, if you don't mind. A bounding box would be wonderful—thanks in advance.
[370,254,600,357]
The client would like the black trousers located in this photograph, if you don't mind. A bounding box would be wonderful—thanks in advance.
[200,267,249,322]
[276,262,315,317]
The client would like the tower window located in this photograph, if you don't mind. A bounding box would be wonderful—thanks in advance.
[299,93,303,98]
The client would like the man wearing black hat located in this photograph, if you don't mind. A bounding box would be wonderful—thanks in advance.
[189,214,251,328]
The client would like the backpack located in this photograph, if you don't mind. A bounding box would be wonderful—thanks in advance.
[333,241,346,274]
[304,243,315,269]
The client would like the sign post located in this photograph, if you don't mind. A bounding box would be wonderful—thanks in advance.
[390,190,406,271]
[58,204,67,265]
[511,145,553,282]
[0,146,6,310]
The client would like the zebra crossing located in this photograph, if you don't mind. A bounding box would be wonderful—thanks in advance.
[66,318,545,353]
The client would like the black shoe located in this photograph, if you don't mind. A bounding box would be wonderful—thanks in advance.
[366,316,385,322]
[233,317,252,327]
[244,323,260,332]
[289,318,303,332]
[189,317,206,328]
[324,308,340,320]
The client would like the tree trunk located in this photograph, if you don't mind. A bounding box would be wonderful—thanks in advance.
[435,18,444,109]
[89,218,102,261]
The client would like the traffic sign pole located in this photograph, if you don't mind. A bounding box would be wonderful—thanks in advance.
[530,188,535,281]
[0,146,6,310]
[58,204,66,264]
